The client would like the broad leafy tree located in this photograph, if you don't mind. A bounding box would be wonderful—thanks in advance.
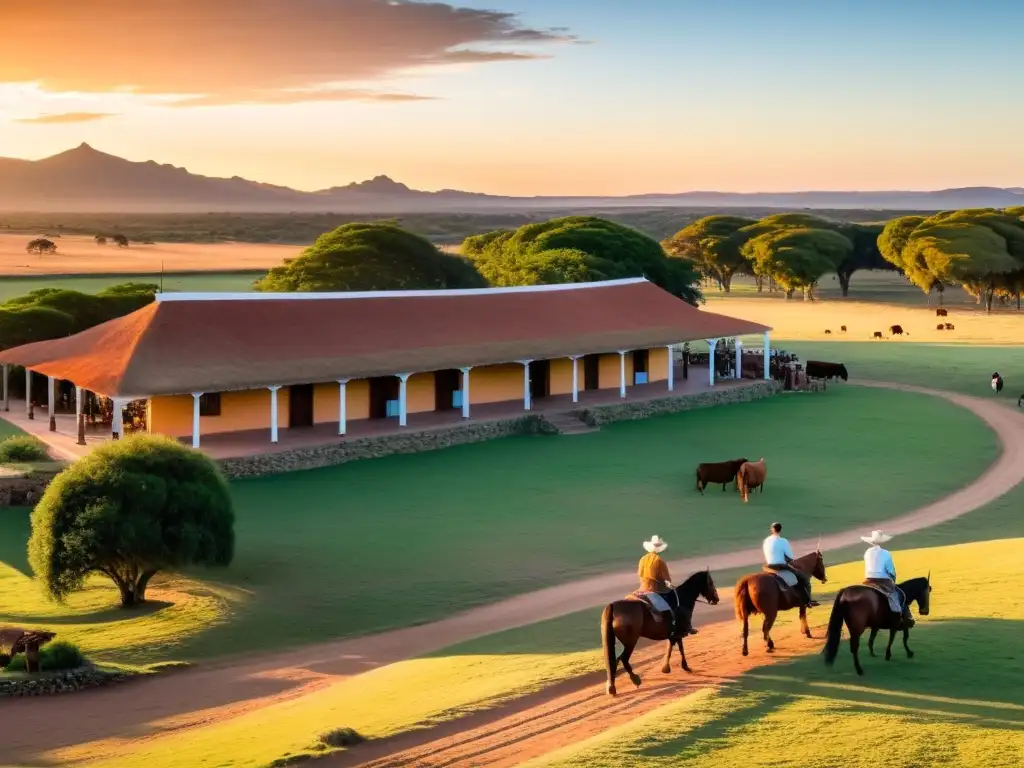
[29,435,235,608]
[465,216,702,305]
[662,215,756,293]
[742,227,852,300]
[256,222,486,292]
[26,238,57,256]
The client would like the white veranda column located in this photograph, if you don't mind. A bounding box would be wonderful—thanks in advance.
[520,360,532,410]
[763,331,771,379]
[111,398,125,439]
[25,368,31,416]
[2,363,8,411]
[47,376,56,431]
[269,385,281,443]
[571,356,580,403]
[75,385,86,446]
[707,338,719,387]
[735,338,742,379]
[191,392,203,448]
[460,367,471,418]
[618,351,628,398]
[667,345,675,391]
[398,373,411,427]
[337,379,348,435]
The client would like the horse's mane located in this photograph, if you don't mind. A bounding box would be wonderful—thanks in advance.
[899,576,930,596]
[675,570,711,601]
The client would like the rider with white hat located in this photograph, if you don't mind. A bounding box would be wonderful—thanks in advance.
[862,530,915,628]
[636,535,694,637]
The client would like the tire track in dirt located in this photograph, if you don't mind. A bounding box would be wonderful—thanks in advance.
[2,383,1021,767]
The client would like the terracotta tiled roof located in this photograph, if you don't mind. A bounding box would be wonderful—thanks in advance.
[0,279,770,397]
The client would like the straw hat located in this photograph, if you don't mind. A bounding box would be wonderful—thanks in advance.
[643,535,668,554]
[860,530,892,546]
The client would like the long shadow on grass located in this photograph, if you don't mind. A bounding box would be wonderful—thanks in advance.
[737,618,1024,730]
[0,600,174,626]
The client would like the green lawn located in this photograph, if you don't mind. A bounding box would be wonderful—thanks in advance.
[0,271,262,302]
[0,385,996,664]
[523,538,1024,768]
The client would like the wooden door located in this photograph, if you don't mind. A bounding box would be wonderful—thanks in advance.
[434,369,461,411]
[583,355,600,391]
[632,349,649,384]
[288,384,315,428]
[529,360,550,402]
[369,376,399,419]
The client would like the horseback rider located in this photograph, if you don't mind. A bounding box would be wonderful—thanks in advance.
[862,530,915,629]
[636,535,694,638]
[762,522,818,607]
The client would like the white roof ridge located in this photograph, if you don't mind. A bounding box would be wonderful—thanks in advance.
[155,277,649,303]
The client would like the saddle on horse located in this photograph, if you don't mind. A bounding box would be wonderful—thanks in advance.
[863,578,915,627]
[627,590,695,637]
[763,564,816,606]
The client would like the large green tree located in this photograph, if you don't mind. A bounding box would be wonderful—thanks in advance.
[661,215,756,293]
[464,216,702,304]
[742,227,852,300]
[255,222,486,292]
[878,208,1024,311]
[29,435,235,608]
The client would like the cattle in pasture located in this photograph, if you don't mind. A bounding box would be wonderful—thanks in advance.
[840,325,847,332]
[805,361,849,381]
[945,323,954,330]
[737,459,767,503]
[889,324,904,335]
[936,323,945,330]
[873,331,883,339]
[824,329,832,334]
[992,373,1004,393]
[936,308,948,317]
[696,458,749,494]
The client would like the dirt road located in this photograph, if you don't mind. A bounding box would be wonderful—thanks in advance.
[2,383,1021,766]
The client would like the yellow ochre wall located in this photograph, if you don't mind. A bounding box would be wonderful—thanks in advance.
[146,347,670,438]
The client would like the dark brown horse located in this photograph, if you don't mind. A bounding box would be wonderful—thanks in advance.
[734,549,827,656]
[823,575,932,675]
[601,569,720,696]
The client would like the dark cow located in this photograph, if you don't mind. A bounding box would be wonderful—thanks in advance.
[936,323,945,330]
[824,329,832,334]
[945,323,955,330]
[806,361,849,381]
[889,324,905,335]
[936,308,948,317]
[873,331,883,339]
[696,458,749,494]
[840,325,847,332]
[992,373,1004,394]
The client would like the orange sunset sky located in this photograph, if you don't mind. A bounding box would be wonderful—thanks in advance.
[0,0,1022,196]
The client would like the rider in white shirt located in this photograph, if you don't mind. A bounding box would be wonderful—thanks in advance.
[762,522,816,607]
[861,530,915,628]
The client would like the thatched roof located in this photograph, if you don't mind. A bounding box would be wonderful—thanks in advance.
[0,278,770,397]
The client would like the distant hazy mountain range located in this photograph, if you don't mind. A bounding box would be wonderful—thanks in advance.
[2,144,1022,214]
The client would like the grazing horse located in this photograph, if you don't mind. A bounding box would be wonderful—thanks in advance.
[823,575,932,675]
[734,549,827,656]
[736,458,767,502]
[601,569,720,696]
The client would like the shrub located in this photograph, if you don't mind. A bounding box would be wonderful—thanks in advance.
[319,728,365,748]
[3,641,86,672]
[0,435,48,463]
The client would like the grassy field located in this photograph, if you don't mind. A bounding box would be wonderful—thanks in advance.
[0,386,996,665]
[524,538,1024,768]
[0,271,263,302]
[0,233,295,276]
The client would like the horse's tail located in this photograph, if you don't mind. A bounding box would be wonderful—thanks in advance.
[734,578,756,620]
[601,604,616,683]
[822,589,846,666]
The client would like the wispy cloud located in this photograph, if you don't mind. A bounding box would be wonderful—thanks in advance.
[14,111,116,124]
[0,0,575,107]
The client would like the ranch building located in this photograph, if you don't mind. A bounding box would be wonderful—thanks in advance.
[0,278,771,458]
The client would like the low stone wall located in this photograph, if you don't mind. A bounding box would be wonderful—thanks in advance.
[0,666,132,698]
[0,470,60,508]
[219,415,558,479]
[574,380,780,427]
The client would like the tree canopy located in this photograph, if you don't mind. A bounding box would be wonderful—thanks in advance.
[255,222,486,292]
[878,208,1024,311]
[29,435,235,607]
[0,282,156,350]
[464,216,703,305]
[661,215,756,293]
[26,238,57,256]
[742,227,852,299]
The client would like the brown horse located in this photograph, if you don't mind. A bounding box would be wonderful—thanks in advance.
[601,569,720,696]
[823,575,932,675]
[736,459,767,502]
[734,549,827,656]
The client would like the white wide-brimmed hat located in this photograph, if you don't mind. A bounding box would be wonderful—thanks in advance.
[643,535,668,554]
[861,530,892,546]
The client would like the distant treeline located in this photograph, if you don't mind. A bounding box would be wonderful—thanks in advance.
[0,208,932,246]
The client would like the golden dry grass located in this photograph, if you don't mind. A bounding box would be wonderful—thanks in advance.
[0,234,298,276]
